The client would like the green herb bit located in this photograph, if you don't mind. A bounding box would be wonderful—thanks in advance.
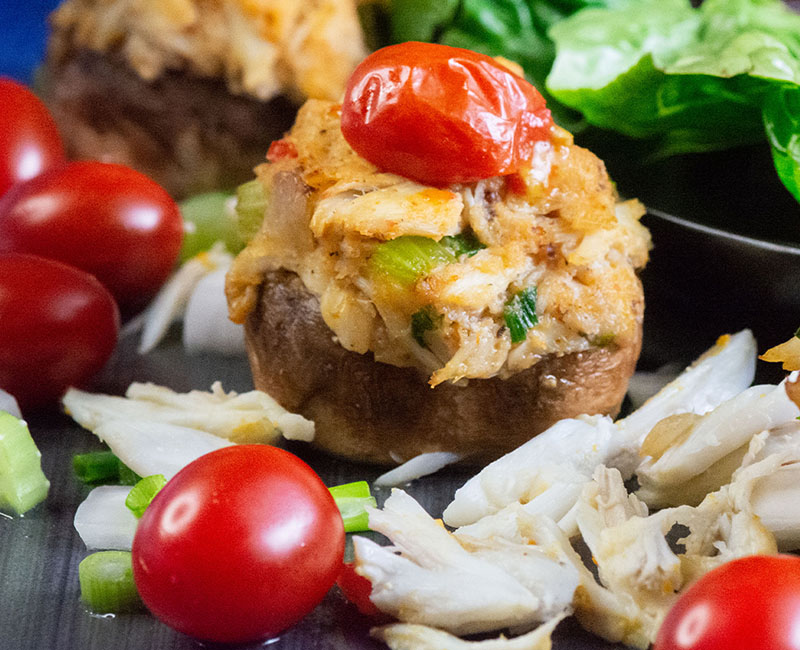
[73,451,140,486]
[440,231,486,258]
[0,411,49,515]
[125,475,167,519]
[411,306,443,348]
[79,551,143,614]
[504,287,539,344]
[794,326,800,339]
[369,236,457,286]
[234,178,269,244]
[329,481,377,533]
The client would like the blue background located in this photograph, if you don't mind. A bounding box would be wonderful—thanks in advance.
[0,0,62,83]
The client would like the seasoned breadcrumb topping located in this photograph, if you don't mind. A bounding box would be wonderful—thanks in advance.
[227,100,651,384]
[48,0,367,102]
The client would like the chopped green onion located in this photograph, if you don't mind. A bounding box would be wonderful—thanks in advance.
[795,326,800,339]
[179,192,242,262]
[411,306,442,348]
[504,287,539,344]
[329,481,377,533]
[0,411,49,515]
[235,179,269,244]
[73,451,140,486]
[440,231,485,258]
[369,236,457,286]
[79,551,143,614]
[591,333,616,347]
[125,474,167,518]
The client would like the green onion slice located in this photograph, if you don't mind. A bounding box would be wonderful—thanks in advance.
[795,326,800,339]
[235,179,269,244]
[79,551,143,614]
[369,236,457,286]
[73,451,140,486]
[411,306,442,348]
[179,191,242,261]
[0,411,49,515]
[125,474,167,519]
[440,231,485,258]
[329,481,377,533]
[504,287,539,344]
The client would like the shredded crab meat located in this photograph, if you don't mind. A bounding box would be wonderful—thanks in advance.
[353,490,577,636]
[442,330,757,531]
[371,613,566,650]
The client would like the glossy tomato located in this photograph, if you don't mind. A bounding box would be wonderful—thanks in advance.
[0,161,183,313]
[132,445,345,644]
[0,253,119,410]
[0,78,65,197]
[654,554,800,650]
[341,42,552,186]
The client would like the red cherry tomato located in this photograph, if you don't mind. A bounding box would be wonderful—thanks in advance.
[654,555,800,650]
[336,562,384,618]
[132,445,345,644]
[0,253,120,410]
[341,42,552,186]
[0,78,65,197]
[0,161,183,313]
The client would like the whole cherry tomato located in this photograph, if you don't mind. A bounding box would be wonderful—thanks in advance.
[0,161,183,313]
[654,554,800,650]
[340,42,552,186]
[0,78,65,197]
[132,445,345,644]
[0,253,119,410]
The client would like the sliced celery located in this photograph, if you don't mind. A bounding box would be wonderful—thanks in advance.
[504,287,539,344]
[125,474,167,518]
[79,551,143,614]
[179,191,242,261]
[0,411,49,515]
[369,236,457,286]
[329,481,377,533]
[235,179,269,244]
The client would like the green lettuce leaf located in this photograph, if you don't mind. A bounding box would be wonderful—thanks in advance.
[547,0,800,200]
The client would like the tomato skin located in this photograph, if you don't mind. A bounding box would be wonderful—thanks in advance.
[0,78,65,197]
[336,562,384,618]
[0,161,183,313]
[0,253,120,410]
[654,555,800,650]
[132,445,345,644]
[340,42,552,186]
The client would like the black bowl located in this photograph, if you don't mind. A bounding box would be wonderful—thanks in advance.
[578,135,800,368]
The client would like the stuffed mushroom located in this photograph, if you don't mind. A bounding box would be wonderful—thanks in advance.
[226,43,651,465]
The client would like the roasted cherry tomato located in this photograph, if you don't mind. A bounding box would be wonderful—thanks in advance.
[654,555,800,650]
[341,42,552,186]
[0,78,65,197]
[0,253,120,410]
[0,161,183,313]
[132,445,345,644]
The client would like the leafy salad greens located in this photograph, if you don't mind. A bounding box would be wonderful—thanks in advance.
[383,0,800,204]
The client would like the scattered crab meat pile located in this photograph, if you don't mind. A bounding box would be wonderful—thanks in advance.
[353,330,800,649]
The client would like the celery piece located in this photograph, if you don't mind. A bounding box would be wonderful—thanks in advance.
[0,411,49,515]
[369,236,457,286]
[504,287,539,344]
[125,474,167,518]
[329,481,377,533]
[179,192,242,262]
[79,551,143,614]
[73,451,141,486]
[235,179,269,244]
